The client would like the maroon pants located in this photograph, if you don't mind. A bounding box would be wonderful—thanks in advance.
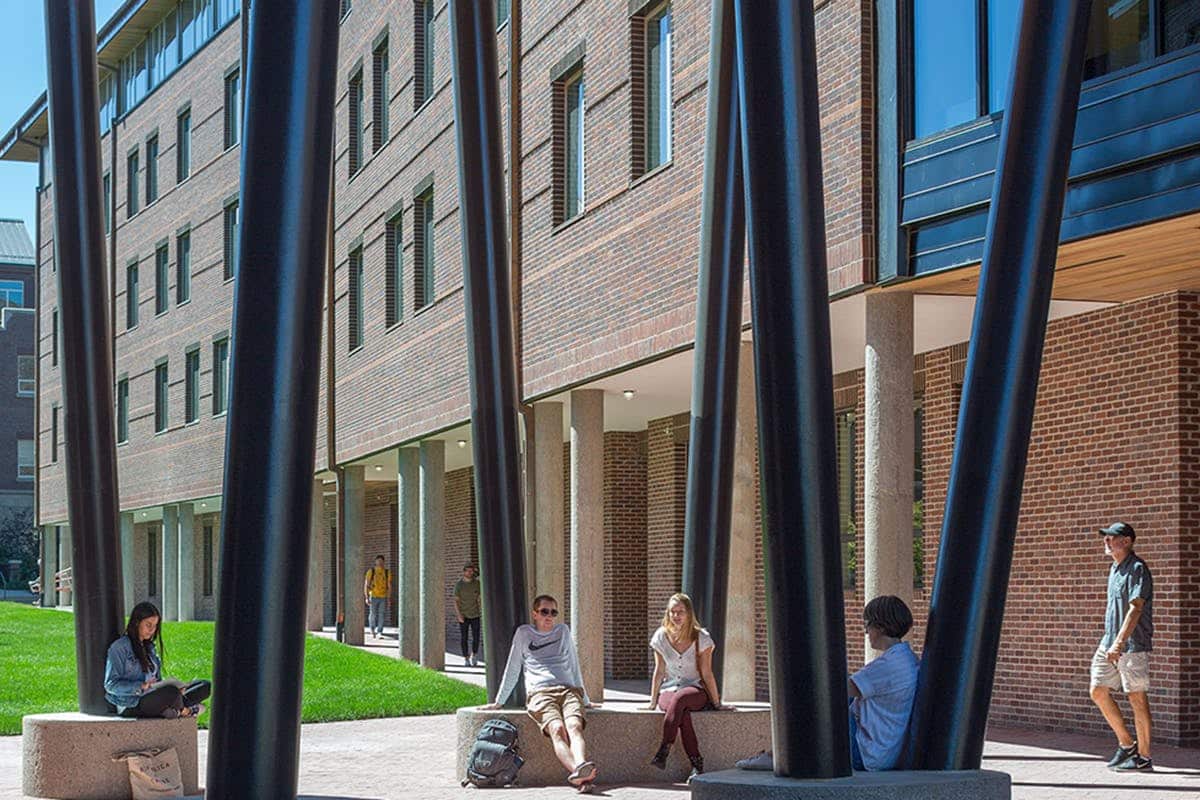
[657,686,709,758]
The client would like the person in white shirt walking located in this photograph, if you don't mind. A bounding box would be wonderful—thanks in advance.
[482,594,599,792]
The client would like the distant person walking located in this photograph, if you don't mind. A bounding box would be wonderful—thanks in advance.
[453,562,482,667]
[364,555,392,639]
[1089,522,1154,771]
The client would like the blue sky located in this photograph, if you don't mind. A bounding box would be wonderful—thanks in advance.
[0,1,124,240]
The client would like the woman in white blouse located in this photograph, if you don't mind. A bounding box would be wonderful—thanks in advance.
[646,593,729,779]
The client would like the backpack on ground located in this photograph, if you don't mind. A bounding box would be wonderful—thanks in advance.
[462,718,523,788]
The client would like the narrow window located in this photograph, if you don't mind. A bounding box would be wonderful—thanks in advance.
[553,68,585,224]
[224,69,241,149]
[117,377,129,443]
[185,349,200,423]
[340,0,352,19]
[373,38,390,151]
[414,189,434,311]
[644,4,672,172]
[17,440,34,481]
[148,528,158,597]
[126,262,139,329]
[154,361,169,433]
[1084,0,1151,79]
[145,135,159,204]
[385,211,403,327]
[103,172,111,233]
[126,148,139,218]
[212,338,229,415]
[202,525,214,596]
[414,0,435,109]
[348,70,363,176]
[176,230,191,305]
[348,246,364,351]
[51,405,58,463]
[566,74,585,218]
[51,307,59,365]
[497,0,509,27]
[176,108,191,182]
[912,0,977,138]
[17,355,34,395]
[155,243,169,315]
[223,200,240,280]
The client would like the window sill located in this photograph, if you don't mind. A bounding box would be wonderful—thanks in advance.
[631,159,673,189]
[385,320,405,333]
[155,309,169,318]
[223,142,239,154]
[223,275,235,285]
[176,175,191,187]
[184,419,199,427]
[116,440,128,447]
[176,298,191,309]
[154,428,168,436]
[16,476,34,483]
[348,344,364,356]
[552,210,587,236]
[414,96,434,116]
[16,391,34,399]
[213,410,227,419]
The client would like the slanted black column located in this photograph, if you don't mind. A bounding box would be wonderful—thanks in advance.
[681,0,743,691]
[205,1,340,797]
[906,0,1093,771]
[447,0,529,706]
[43,0,125,714]
[733,0,850,779]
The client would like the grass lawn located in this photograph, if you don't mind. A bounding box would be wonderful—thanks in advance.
[0,601,485,735]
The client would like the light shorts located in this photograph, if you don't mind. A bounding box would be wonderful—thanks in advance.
[526,686,586,736]
[1090,646,1151,694]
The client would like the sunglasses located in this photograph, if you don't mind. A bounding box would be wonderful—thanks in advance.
[536,608,559,617]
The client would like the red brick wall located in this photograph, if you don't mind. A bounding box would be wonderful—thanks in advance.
[646,413,689,673]
[604,430,648,679]
[444,467,479,654]
[361,482,399,627]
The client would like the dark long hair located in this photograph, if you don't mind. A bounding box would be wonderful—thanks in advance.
[125,601,165,674]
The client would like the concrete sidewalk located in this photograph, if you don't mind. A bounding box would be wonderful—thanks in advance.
[1,714,1196,799]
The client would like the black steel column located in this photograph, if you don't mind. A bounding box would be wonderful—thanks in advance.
[906,0,1093,771]
[448,0,529,706]
[206,1,339,797]
[733,0,850,779]
[43,0,125,714]
[681,0,743,691]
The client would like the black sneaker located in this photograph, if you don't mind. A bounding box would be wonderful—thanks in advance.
[1107,742,1138,768]
[1113,754,1154,771]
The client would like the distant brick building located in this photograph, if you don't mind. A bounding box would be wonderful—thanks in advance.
[0,219,35,517]
[2,0,1198,746]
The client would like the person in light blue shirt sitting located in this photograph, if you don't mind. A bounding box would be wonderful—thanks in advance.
[737,595,919,772]
[104,601,210,718]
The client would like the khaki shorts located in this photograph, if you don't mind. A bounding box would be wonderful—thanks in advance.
[526,687,586,736]
[1090,646,1151,694]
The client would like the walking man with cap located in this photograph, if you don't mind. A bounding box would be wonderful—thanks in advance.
[1089,521,1154,771]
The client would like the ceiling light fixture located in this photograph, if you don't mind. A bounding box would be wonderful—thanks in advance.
[457,439,468,449]
[374,465,383,471]
[622,389,636,399]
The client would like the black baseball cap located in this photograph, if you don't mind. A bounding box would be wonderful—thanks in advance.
[1098,521,1136,540]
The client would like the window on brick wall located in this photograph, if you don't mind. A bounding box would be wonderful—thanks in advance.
[155,243,169,315]
[631,2,672,178]
[154,361,169,433]
[497,0,509,27]
[348,245,364,351]
[148,528,158,597]
[176,230,191,305]
[213,337,229,415]
[413,188,434,311]
[373,38,390,151]
[103,172,111,233]
[176,108,191,183]
[414,0,435,109]
[340,0,352,20]
[50,405,58,463]
[385,210,403,327]
[51,307,59,365]
[17,439,34,481]
[17,355,34,396]
[203,525,214,596]
[552,67,585,225]
[348,69,364,177]
[117,377,129,444]
[185,348,200,423]
[126,262,139,329]
[835,409,856,586]
[0,279,23,309]
[146,135,159,205]
[223,199,239,280]
[225,68,241,149]
[126,148,139,218]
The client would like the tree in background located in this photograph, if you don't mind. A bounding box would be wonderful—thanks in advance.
[0,506,37,583]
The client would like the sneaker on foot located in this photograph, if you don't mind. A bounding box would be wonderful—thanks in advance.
[1112,754,1153,771]
[161,708,180,720]
[735,750,773,771]
[567,761,597,787]
[1106,741,1138,768]
[649,744,670,769]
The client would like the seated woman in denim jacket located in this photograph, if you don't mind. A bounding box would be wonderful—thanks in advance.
[104,601,211,718]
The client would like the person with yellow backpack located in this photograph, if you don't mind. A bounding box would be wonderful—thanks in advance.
[363,555,393,639]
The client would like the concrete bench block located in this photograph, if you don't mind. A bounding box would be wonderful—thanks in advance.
[456,702,771,787]
[22,712,199,799]
[691,767,1011,799]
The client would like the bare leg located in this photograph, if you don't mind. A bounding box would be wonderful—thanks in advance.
[565,717,588,768]
[1128,691,1152,758]
[1090,685,1134,746]
[546,721,577,773]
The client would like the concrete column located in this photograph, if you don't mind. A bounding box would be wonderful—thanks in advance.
[398,447,421,660]
[307,479,326,631]
[724,341,758,700]
[119,513,134,612]
[58,525,72,607]
[533,401,565,603]
[864,292,915,660]
[161,507,178,620]
[341,466,366,646]
[419,440,446,670]
[177,504,195,621]
[570,389,604,702]
[41,526,53,607]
